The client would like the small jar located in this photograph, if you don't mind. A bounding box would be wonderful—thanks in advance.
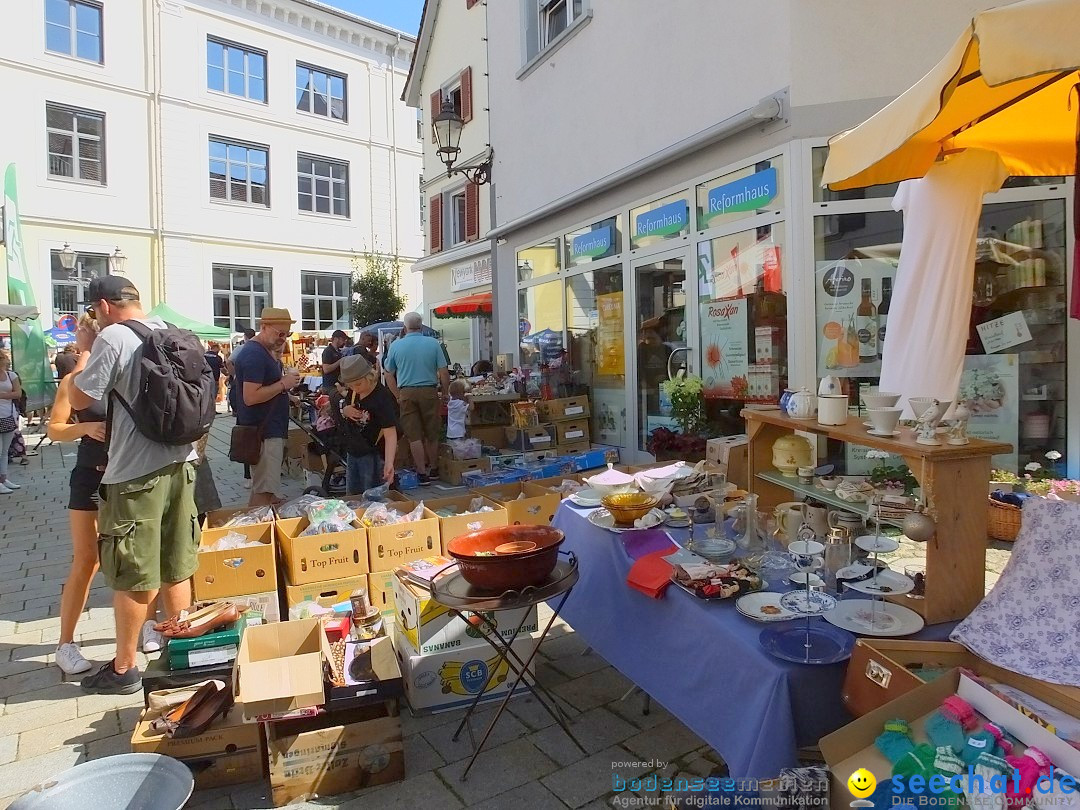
[797,466,815,485]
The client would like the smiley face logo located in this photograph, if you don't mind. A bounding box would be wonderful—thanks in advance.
[847,768,876,798]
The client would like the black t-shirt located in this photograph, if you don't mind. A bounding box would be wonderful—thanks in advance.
[331,383,397,457]
[204,352,223,384]
[233,341,289,439]
[322,345,343,388]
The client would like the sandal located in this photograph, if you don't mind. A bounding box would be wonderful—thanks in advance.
[157,602,243,639]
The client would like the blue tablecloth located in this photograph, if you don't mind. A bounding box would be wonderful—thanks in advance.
[550,503,954,779]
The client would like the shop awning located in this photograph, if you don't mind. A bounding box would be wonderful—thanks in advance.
[432,292,493,319]
[147,303,232,341]
[0,305,40,321]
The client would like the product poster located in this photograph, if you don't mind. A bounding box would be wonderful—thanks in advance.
[816,259,896,378]
[845,444,902,476]
[591,385,626,447]
[596,291,625,376]
[958,354,1019,471]
[699,298,749,399]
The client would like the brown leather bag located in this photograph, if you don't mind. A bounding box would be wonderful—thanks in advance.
[228,424,262,465]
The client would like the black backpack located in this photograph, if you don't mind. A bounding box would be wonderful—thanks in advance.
[113,320,217,445]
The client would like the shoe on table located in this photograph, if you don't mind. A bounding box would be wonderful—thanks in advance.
[141,620,164,653]
[81,660,142,694]
[56,642,92,676]
[2,480,19,489]
[0,484,11,495]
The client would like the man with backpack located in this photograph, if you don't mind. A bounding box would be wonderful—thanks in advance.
[67,276,215,694]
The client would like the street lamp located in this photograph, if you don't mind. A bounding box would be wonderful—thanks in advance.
[58,242,77,271]
[108,246,127,276]
[432,99,492,185]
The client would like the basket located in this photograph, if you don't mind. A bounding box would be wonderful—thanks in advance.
[987,497,1022,542]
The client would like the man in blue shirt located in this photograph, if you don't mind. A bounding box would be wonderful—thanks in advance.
[382,312,448,485]
[233,308,299,504]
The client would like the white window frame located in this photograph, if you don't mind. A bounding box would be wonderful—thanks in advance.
[520,0,590,77]
[448,188,467,247]
[45,0,103,63]
[46,102,105,185]
[300,272,351,332]
[212,264,273,332]
[295,62,347,122]
[297,154,350,218]
[208,137,269,207]
[206,37,267,103]
[50,250,108,324]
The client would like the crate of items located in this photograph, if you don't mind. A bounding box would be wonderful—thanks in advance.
[504,425,556,452]
[470,482,561,525]
[537,396,590,422]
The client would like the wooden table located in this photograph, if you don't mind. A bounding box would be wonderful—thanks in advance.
[742,407,1011,625]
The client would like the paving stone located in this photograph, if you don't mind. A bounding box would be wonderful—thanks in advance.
[82,731,132,761]
[553,668,634,713]
[541,744,650,809]
[0,697,77,736]
[18,710,120,758]
[545,648,612,679]
[508,693,564,731]
[336,772,460,809]
[0,746,83,801]
[422,705,530,764]
[403,730,445,776]
[2,682,79,716]
[0,735,16,766]
[540,632,592,661]
[529,706,637,766]
[622,718,705,764]
[76,690,144,718]
[471,779,569,810]
[400,707,464,738]
[0,665,62,699]
[436,737,558,806]
[606,693,675,731]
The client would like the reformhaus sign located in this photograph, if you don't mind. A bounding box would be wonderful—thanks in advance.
[634,200,688,240]
[702,167,778,226]
[570,225,613,262]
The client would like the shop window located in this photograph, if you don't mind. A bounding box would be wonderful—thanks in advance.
[566,268,624,446]
[811,146,898,203]
[696,156,784,231]
[432,307,472,369]
[564,216,620,267]
[51,250,107,325]
[300,272,350,331]
[213,264,272,332]
[517,281,565,394]
[630,192,689,251]
[516,238,560,283]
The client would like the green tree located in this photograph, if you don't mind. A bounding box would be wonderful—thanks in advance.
[350,249,406,328]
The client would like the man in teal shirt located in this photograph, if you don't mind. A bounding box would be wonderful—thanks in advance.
[382,312,449,485]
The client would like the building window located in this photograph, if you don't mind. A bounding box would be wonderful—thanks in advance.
[416,111,423,141]
[420,177,426,227]
[51,250,107,325]
[212,265,272,332]
[449,190,467,246]
[525,0,584,59]
[46,103,105,184]
[300,272,350,331]
[295,63,346,121]
[209,138,269,206]
[297,155,349,217]
[207,37,267,102]
[45,0,103,63]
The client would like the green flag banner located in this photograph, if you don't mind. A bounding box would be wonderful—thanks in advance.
[4,164,55,411]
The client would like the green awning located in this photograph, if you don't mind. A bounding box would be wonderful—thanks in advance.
[148,303,232,341]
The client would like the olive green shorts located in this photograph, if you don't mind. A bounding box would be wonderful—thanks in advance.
[97,462,199,592]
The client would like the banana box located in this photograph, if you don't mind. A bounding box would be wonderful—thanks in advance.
[391,568,537,656]
[392,624,538,713]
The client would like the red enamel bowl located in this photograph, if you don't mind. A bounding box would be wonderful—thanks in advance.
[446,525,565,592]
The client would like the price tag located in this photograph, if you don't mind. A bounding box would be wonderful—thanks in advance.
[976,311,1032,354]
[565,405,584,415]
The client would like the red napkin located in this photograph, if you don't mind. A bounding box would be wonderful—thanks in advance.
[627,550,674,599]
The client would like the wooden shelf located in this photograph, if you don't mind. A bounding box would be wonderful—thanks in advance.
[755,470,906,528]
[742,407,1012,626]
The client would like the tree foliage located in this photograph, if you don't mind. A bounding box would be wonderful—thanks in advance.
[350,250,406,329]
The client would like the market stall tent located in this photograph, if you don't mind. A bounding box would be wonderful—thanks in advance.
[432,292,493,319]
[147,303,231,341]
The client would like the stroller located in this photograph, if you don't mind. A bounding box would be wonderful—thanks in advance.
[289,415,348,497]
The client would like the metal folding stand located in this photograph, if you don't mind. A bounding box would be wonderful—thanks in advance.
[430,551,586,780]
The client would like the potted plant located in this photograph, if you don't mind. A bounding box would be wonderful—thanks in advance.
[647,373,707,461]
[866,451,918,495]
[989,468,1023,494]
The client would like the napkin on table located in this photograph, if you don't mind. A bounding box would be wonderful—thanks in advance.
[627,550,674,599]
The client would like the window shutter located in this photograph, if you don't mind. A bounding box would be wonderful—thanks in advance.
[524,0,540,60]
[460,67,473,124]
[430,90,441,143]
[429,194,443,253]
[465,181,479,242]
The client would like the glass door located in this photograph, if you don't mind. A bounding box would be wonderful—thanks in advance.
[633,254,688,454]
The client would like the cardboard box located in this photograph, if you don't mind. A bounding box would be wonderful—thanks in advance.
[747,364,782,402]
[167,617,247,670]
[286,427,309,460]
[470,482,562,525]
[395,625,538,713]
[194,523,277,602]
[392,571,539,657]
[504,425,555,452]
[130,704,262,791]
[425,495,508,549]
[537,396,591,422]
[470,424,509,448]
[486,450,526,469]
[264,700,403,806]
[324,636,403,709]
[202,506,275,531]
[555,420,590,445]
[754,326,783,365]
[366,502,441,572]
[233,618,332,720]
[230,589,281,624]
[367,571,396,617]
[284,573,367,613]
[438,455,491,486]
[522,448,559,463]
[142,655,235,707]
[528,473,584,494]
[301,450,327,473]
[460,467,529,489]
[557,440,590,457]
[705,435,749,489]
[275,518,369,586]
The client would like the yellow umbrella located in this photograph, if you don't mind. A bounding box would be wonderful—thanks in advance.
[822,0,1080,191]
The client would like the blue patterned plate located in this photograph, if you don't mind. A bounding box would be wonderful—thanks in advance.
[759,623,855,665]
[779,589,837,615]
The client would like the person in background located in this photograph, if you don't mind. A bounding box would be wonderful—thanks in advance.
[356,332,379,368]
[321,330,349,393]
[0,351,23,494]
[446,379,471,441]
[225,328,256,415]
[232,309,299,505]
[54,344,79,380]
[470,359,494,377]
[332,355,397,494]
[204,342,224,403]
[382,313,449,486]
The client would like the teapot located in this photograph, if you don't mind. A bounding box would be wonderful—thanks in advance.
[787,388,817,420]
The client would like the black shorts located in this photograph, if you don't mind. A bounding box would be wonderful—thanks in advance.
[69,465,104,511]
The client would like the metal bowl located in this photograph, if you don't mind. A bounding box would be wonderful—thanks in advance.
[447,525,565,592]
[601,492,660,526]
[10,753,194,810]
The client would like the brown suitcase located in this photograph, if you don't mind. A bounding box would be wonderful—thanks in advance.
[842,640,969,717]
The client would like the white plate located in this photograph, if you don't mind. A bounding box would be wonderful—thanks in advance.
[867,429,902,438]
[855,535,900,554]
[844,569,914,596]
[588,508,665,533]
[779,589,837,615]
[824,599,925,636]
[736,592,799,623]
[568,489,603,507]
[787,572,826,588]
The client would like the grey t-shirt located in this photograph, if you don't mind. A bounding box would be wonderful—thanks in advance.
[76,317,197,485]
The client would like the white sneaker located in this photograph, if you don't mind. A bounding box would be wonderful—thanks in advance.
[0,484,12,495]
[243,479,252,489]
[140,620,164,653]
[3,480,19,489]
[56,642,92,675]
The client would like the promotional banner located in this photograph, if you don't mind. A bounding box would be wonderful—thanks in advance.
[958,353,1018,471]
[591,386,625,447]
[816,258,895,378]
[699,298,749,399]
[4,164,54,411]
[595,291,625,376]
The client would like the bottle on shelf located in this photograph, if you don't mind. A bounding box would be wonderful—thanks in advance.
[878,277,891,359]
[856,278,878,362]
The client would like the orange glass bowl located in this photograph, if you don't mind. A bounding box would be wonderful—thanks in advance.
[600,492,660,526]
[446,525,565,592]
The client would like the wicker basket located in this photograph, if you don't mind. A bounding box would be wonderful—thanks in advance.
[988,497,1022,541]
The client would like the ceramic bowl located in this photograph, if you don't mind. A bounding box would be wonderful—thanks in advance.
[447,525,564,592]
[600,492,661,525]
[862,390,901,409]
[582,469,637,497]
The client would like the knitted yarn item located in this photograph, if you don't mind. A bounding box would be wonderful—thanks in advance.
[875,718,916,765]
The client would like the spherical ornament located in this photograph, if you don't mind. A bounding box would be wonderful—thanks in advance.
[903,506,936,543]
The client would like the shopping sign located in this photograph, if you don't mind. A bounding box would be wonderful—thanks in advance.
[450,255,492,291]
[570,225,613,262]
[701,167,778,227]
[634,200,688,240]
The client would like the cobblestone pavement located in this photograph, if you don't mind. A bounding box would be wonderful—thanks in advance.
[0,414,1012,809]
